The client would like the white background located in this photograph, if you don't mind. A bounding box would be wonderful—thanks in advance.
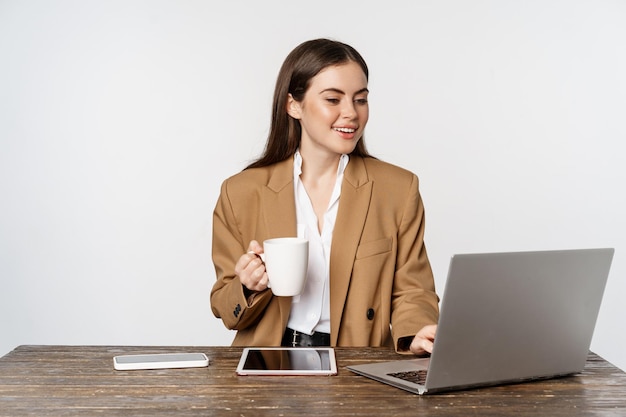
[1,1,624,370]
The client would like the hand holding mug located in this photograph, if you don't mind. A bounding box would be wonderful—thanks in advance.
[236,238,309,296]
[235,240,269,292]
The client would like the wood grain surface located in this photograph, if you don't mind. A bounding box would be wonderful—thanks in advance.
[1,345,625,416]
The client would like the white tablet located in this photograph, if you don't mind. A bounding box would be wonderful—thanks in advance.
[113,352,209,370]
[236,347,337,376]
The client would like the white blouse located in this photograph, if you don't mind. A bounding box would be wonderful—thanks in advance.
[286,151,349,335]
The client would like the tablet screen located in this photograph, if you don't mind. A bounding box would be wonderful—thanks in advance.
[236,347,337,375]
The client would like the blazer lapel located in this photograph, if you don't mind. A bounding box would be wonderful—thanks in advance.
[329,156,372,344]
[262,158,297,239]
[261,157,298,327]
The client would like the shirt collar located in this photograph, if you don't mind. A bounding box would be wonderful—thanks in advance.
[293,150,350,179]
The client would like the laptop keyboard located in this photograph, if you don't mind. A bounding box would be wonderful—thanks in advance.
[387,370,428,385]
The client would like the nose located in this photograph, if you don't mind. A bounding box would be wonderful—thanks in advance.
[341,99,357,120]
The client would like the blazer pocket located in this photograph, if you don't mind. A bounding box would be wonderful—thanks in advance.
[356,237,392,259]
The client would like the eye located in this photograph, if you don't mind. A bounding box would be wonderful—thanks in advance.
[354,97,368,105]
[325,98,340,104]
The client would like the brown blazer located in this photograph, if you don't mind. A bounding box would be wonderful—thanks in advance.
[210,155,439,352]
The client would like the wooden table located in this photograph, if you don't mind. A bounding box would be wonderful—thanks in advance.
[1,345,625,416]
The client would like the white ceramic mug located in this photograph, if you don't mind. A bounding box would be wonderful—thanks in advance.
[261,237,309,296]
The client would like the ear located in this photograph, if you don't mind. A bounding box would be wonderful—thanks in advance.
[286,94,302,119]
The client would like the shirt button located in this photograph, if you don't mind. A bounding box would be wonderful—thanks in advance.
[367,308,375,320]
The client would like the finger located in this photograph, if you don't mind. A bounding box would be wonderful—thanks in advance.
[247,240,263,255]
[410,337,433,355]
[255,272,270,291]
[247,271,269,292]
[235,253,256,276]
[245,260,267,287]
[420,339,434,353]
[235,258,260,287]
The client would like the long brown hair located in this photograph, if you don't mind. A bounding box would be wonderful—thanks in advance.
[246,38,374,169]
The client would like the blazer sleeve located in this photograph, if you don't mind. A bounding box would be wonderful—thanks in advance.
[210,178,273,330]
[390,173,440,351]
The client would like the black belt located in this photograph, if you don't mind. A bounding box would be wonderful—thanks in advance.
[281,327,331,347]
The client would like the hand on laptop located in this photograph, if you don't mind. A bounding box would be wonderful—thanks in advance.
[410,324,437,355]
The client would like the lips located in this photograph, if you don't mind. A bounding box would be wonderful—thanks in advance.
[332,126,359,141]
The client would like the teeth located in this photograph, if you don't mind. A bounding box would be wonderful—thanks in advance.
[334,127,356,133]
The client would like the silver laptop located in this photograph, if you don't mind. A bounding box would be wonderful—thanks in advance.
[347,248,614,395]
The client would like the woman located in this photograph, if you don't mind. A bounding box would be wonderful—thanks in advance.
[210,38,439,355]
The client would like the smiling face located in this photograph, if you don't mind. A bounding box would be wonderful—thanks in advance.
[287,61,369,159]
